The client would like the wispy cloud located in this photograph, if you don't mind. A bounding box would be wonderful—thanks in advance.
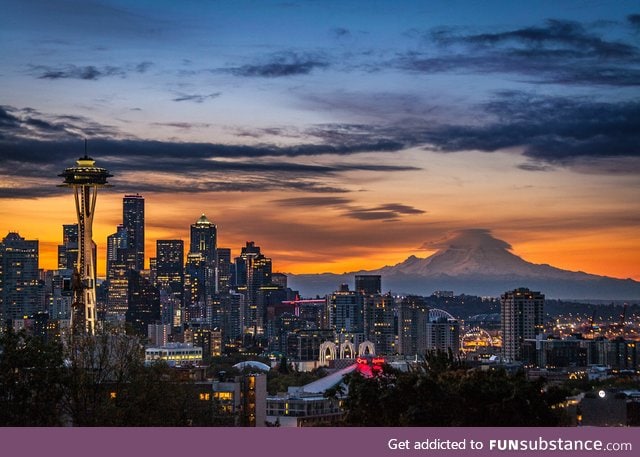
[228,52,329,77]
[171,92,221,103]
[27,61,153,80]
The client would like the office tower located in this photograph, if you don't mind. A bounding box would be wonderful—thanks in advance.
[48,269,74,321]
[397,295,429,356]
[501,287,545,362]
[187,214,217,318]
[220,291,245,342]
[123,194,145,271]
[126,269,160,336]
[355,275,381,295]
[326,284,364,334]
[0,232,43,325]
[190,214,217,264]
[426,316,460,355]
[106,224,127,275]
[59,155,112,334]
[57,224,78,270]
[156,240,184,325]
[185,252,206,309]
[216,248,232,294]
[364,293,396,355]
[235,242,272,335]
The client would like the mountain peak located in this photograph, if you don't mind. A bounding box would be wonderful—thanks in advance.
[420,228,512,253]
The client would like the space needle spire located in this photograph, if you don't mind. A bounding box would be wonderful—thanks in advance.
[59,151,112,335]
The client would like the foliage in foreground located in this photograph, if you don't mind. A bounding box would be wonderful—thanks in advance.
[0,329,231,426]
[342,352,563,426]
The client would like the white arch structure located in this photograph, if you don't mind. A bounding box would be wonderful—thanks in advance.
[319,341,337,363]
[429,308,456,321]
[340,341,356,359]
[358,341,375,356]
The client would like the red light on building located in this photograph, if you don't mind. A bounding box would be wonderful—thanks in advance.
[372,357,385,365]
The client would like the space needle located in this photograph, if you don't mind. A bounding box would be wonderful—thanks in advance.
[59,152,112,335]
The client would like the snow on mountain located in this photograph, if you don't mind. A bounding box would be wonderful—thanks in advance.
[288,229,640,299]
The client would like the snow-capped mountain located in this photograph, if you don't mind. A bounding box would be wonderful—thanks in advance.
[288,229,640,299]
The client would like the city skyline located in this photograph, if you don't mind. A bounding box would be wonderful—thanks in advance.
[1,1,639,280]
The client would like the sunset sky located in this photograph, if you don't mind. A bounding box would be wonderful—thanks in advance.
[1,0,639,280]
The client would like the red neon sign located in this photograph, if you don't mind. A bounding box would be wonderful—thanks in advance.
[372,357,385,365]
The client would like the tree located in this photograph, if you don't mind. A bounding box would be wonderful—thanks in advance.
[0,328,64,425]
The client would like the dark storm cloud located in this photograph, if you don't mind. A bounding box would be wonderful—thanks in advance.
[229,52,329,77]
[28,61,154,80]
[0,105,419,199]
[628,14,640,29]
[272,197,351,207]
[171,92,221,103]
[343,203,426,221]
[0,105,119,140]
[433,20,637,58]
[423,92,640,170]
[271,197,426,222]
[402,19,640,86]
[30,64,124,80]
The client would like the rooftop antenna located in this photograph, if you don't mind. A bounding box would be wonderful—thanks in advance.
[84,138,88,158]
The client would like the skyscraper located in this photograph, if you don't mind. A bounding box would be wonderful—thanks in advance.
[123,194,145,271]
[106,224,127,275]
[59,155,112,334]
[106,224,129,319]
[190,214,217,264]
[501,287,545,362]
[126,269,160,336]
[0,232,43,325]
[187,214,217,315]
[235,241,272,335]
[326,284,364,334]
[57,224,78,270]
[156,239,184,325]
[364,293,396,355]
[426,316,460,355]
[216,247,232,294]
[397,295,429,356]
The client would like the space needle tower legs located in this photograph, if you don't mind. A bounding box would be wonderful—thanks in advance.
[59,153,112,335]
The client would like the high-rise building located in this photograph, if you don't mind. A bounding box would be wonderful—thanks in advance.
[106,224,127,275]
[234,242,272,335]
[123,194,145,271]
[501,287,545,362]
[187,214,217,318]
[355,275,381,295]
[156,240,184,325]
[57,224,78,270]
[126,269,160,336]
[190,214,217,264]
[397,295,429,356]
[59,155,112,334]
[326,284,364,334]
[426,316,460,355]
[364,293,396,355]
[216,248,232,294]
[0,232,43,325]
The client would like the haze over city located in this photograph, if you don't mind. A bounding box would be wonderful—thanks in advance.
[1,0,639,280]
